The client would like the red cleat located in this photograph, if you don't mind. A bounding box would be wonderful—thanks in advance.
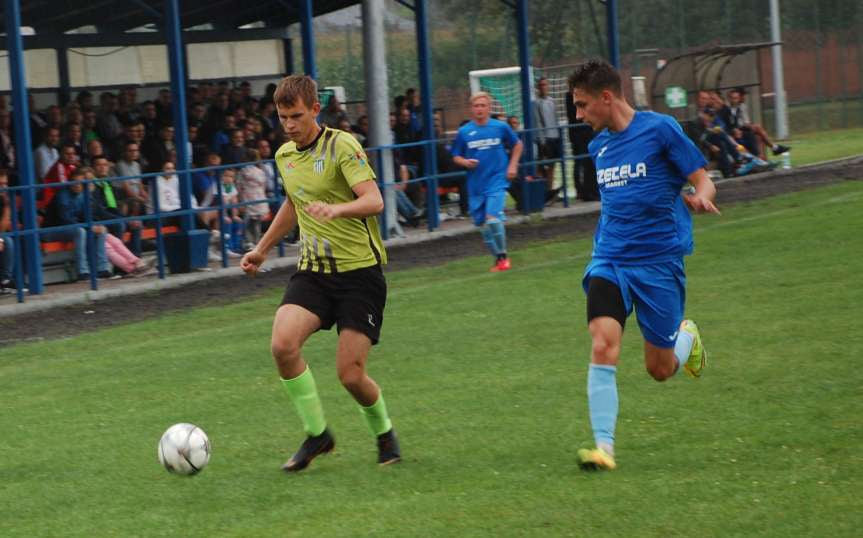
[490,258,511,272]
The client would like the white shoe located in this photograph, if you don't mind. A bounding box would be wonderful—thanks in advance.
[208,249,222,262]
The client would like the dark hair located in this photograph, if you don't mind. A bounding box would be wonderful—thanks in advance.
[568,59,622,96]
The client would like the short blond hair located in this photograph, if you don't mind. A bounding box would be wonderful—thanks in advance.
[469,92,492,105]
[273,75,319,109]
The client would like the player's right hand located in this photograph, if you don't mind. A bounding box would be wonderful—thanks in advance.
[241,249,267,277]
[465,159,479,169]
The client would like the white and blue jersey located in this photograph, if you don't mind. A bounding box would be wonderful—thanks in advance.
[451,119,520,197]
[589,111,706,264]
[583,111,707,348]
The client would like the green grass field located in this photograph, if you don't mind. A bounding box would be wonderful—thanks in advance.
[2,181,862,537]
[786,127,863,166]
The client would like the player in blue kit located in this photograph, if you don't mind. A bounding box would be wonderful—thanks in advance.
[451,92,523,272]
[568,60,720,471]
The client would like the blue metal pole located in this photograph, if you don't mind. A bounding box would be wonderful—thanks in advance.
[57,47,71,106]
[515,0,535,182]
[164,0,194,232]
[299,0,317,79]
[606,0,621,68]
[415,0,439,230]
[4,0,43,294]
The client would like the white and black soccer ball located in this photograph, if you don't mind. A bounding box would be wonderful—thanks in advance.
[158,423,211,475]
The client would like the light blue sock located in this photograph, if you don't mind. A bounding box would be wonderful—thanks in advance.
[673,330,694,372]
[480,223,500,257]
[587,364,618,452]
[487,219,507,255]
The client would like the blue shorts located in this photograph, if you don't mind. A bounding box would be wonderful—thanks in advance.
[469,191,507,226]
[582,259,687,348]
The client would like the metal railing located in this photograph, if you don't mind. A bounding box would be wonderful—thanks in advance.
[1,122,594,304]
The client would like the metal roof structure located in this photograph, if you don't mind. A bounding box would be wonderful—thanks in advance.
[4,0,360,36]
[650,41,779,122]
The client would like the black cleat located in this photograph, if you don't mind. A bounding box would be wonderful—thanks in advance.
[281,428,335,472]
[772,144,790,155]
[376,429,402,465]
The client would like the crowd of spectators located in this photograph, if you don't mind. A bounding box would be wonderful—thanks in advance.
[689,87,790,178]
[0,81,298,282]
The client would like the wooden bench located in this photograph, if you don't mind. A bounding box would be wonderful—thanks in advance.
[40,225,180,284]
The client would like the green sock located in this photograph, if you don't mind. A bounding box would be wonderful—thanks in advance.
[281,367,327,437]
[360,393,393,436]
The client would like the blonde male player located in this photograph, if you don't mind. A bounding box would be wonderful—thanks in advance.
[569,60,719,471]
[241,75,400,471]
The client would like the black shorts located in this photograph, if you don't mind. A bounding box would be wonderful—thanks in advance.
[538,138,563,160]
[280,264,387,344]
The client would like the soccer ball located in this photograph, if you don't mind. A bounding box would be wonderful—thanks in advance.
[158,423,211,475]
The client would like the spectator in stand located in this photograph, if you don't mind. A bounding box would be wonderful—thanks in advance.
[218,167,244,255]
[319,94,347,128]
[210,114,236,155]
[82,109,100,144]
[239,148,270,251]
[147,160,195,226]
[353,115,369,146]
[81,165,152,277]
[258,98,278,141]
[189,103,208,130]
[393,106,423,208]
[64,123,85,160]
[96,92,123,142]
[188,124,207,169]
[34,127,61,181]
[76,90,94,111]
[143,123,175,173]
[41,143,78,209]
[565,87,599,201]
[45,105,64,132]
[0,168,24,293]
[725,88,789,160]
[256,138,280,218]
[117,86,140,125]
[114,142,149,221]
[155,89,173,123]
[532,77,563,203]
[221,128,248,165]
[192,152,221,210]
[140,101,160,140]
[42,171,111,280]
[434,115,468,217]
[91,155,143,252]
[83,139,106,167]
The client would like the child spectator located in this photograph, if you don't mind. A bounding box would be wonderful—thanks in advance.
[219,168,244,255]
[238,148,270,250]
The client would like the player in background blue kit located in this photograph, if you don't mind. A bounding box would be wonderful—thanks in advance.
[451,92,523,272]
[568,60,720,471]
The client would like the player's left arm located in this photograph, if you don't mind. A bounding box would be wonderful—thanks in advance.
[684,168,720,214]
[503,124,523,180]
[661,116,720,215]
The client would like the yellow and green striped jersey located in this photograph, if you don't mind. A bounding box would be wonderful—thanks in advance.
[275,127,387,274]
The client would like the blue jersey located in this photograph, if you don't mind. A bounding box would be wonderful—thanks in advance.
[589,111,707,264]
[451,119,519,196]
